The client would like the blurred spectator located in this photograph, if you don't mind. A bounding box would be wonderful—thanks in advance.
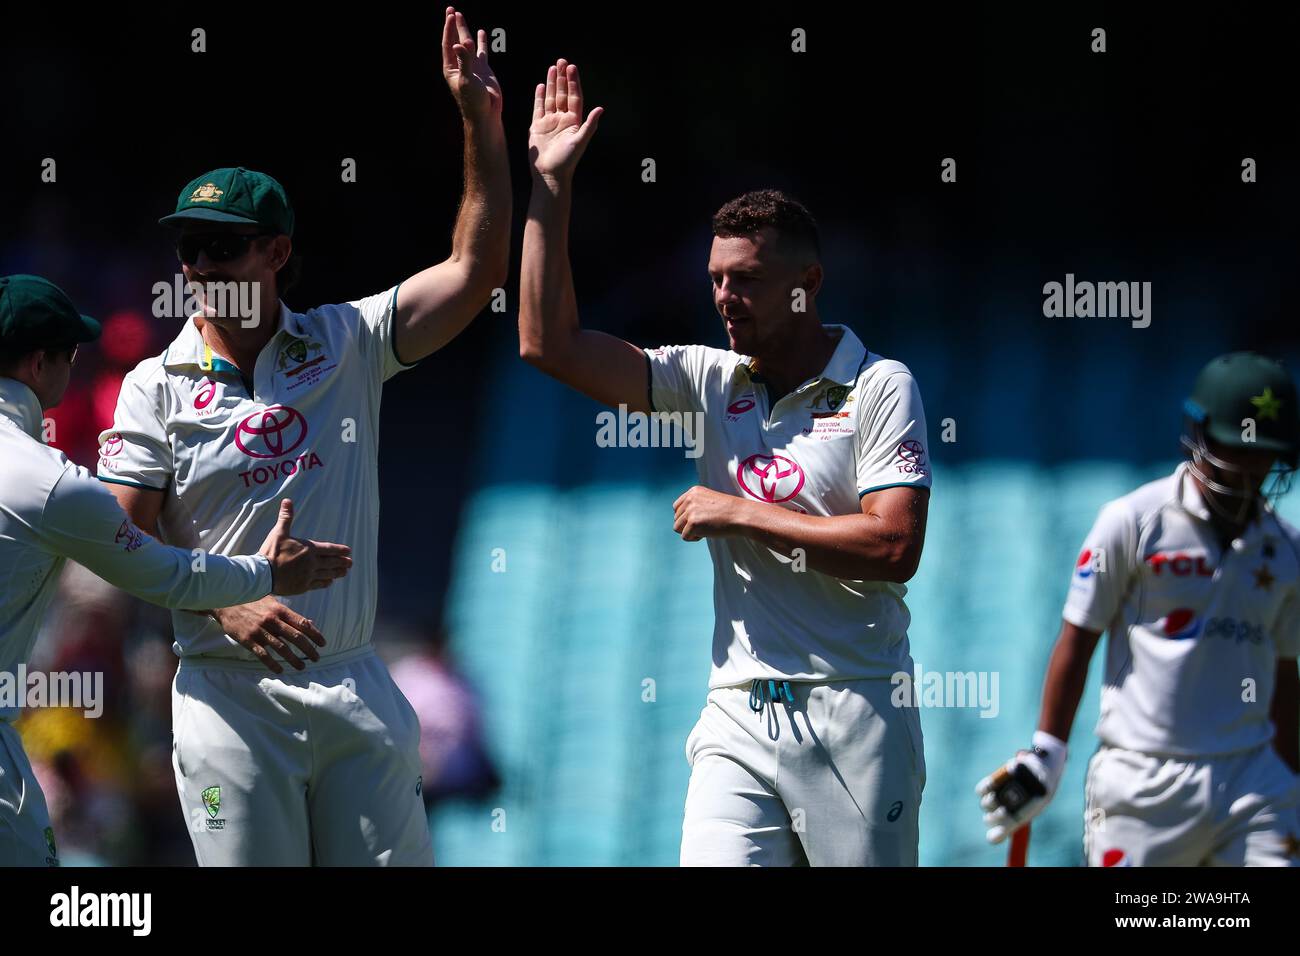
[385,629,500,807]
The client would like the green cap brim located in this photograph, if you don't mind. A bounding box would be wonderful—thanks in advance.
[158,208,260,229]
[76,314,102,343]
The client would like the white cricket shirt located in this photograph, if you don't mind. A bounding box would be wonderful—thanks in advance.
[1,376,270,718]
[646,324,932,688]
[97,287,414,660]
[1063,462,1300,757]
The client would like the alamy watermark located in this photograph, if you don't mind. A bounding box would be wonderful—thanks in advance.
[152,275,262,328]
[1042,273,1151,328]
[0,666,103,718]
[891,663,1000,718]
[596,404,705,459]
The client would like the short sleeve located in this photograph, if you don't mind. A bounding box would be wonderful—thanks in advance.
[350,285,418,382]
[97,364,172,492]
[644,344,729,415]
[1061,501,1137,634]
[855,370,932,496]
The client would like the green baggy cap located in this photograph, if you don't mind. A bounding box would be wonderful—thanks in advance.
[159,166,295,236]
[0,275,101,351]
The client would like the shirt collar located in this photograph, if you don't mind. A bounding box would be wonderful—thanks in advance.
[733,324,868,388]
[163,302,302,374]
[0,376,45,440]
[818,325,869,386]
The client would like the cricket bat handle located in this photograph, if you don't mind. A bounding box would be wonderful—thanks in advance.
[1008,823,1031,867]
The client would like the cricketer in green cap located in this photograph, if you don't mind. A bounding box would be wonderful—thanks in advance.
[1183,351,1300,527]
[160,167,295,235]
[159,168,298,334]
[0,274,101,411]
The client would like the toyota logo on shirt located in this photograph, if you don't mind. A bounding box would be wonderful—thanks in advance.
[736,454,805,503]
[100,433,123,457]
[234,405,308,459]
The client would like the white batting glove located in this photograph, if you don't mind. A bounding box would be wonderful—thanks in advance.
[976,731,1068,844]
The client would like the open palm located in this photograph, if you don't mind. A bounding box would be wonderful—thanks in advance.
[529,59,603,182]
[442,7,502,121]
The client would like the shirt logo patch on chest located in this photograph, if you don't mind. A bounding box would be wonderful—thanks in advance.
[194,378,217,409]
[736,453,805,503]
[1156,607,1201,639]
[726,396,756,422]
[808,385,853,413]
[235,405,308,459]
[1145,551,1214,577]
[191,377,231,417]
[807,384,853,419]
[232,405,324,489]
[276,336,336,392]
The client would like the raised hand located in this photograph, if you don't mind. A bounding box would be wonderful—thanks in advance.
[529,59,603,186]
[442,7,502,122]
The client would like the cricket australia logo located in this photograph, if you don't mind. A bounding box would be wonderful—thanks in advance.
[275,335,336,391]
[202,785,225,831]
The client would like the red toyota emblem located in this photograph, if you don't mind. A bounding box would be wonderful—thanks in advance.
[100,433,123,457]
[235,405,308,459]
[736,454,805,503]
[194,378,217,409]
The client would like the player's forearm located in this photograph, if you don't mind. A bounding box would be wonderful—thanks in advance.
[731,500,922,582]
[450,118,511,289]
[1036,625,1099,742]
[519,176,581,370]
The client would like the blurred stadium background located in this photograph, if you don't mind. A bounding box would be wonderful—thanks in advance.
[3,4,1296,864]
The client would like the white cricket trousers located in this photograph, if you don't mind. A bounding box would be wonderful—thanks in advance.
[172,644,434,866]
[681,678,925,866]
[0,720,58,866]
[1084,743,1300,867]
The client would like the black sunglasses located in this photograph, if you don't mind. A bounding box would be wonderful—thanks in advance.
[176,232,272,266]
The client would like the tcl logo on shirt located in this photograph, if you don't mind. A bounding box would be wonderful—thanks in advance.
[1145,551,1214,577]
